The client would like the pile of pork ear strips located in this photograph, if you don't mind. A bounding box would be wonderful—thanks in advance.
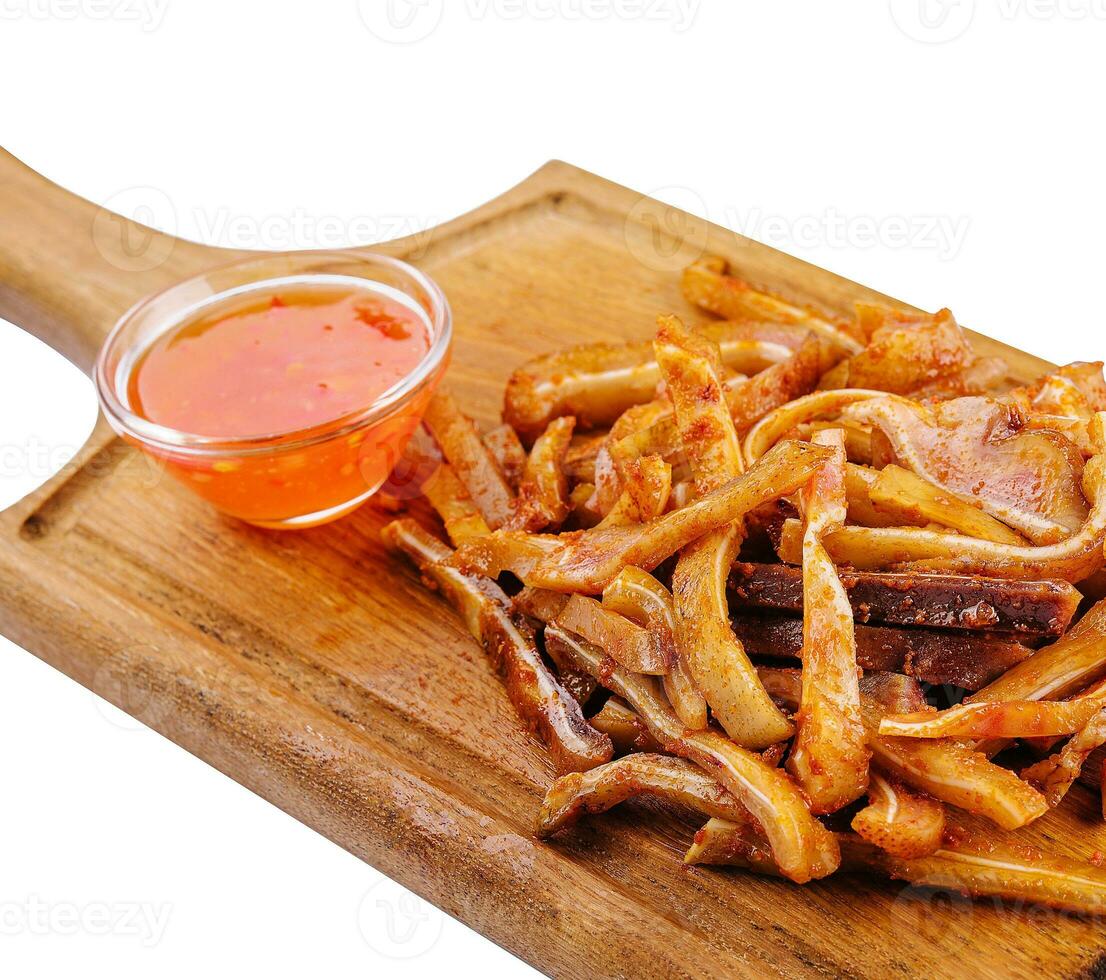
[383,255,1106,909]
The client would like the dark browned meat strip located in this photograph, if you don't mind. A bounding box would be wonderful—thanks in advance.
[732,611,1033,691]
[729,562,1079,636]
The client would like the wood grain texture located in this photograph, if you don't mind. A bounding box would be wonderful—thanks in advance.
[0,149,1101,979]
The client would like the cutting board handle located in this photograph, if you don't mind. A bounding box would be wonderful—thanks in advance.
[0,148,227,374]
[0,151,577,377]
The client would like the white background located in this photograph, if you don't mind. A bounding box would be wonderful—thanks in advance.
[1,2,1103,976]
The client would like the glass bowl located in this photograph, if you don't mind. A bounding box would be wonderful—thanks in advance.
[94,251,452,529]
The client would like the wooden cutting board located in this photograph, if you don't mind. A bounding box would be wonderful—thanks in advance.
[1,149,1102,980]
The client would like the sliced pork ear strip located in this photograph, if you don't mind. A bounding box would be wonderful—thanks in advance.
[844,394,1088,544]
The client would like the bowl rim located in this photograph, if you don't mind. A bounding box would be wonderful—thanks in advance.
[93,250,452,459]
